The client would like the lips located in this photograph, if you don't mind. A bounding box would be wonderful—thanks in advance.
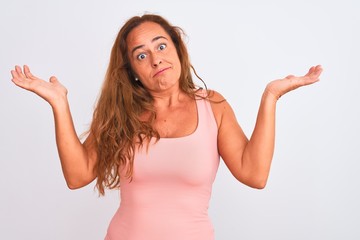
[153,67,171,77]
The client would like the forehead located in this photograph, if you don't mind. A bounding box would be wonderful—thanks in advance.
[126,21,171,49]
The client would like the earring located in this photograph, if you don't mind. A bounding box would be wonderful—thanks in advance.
[135,77,139,81]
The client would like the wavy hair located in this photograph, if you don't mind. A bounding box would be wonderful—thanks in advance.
[89,14,204,195]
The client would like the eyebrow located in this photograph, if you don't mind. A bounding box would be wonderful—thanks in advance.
[131,36,168,55]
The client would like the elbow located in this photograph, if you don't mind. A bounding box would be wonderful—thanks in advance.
[238,175,268,190]
[252,174,269,189]
[67,182,83,190]
[246,178,267,190]
[251,180,267,189]
[66,181,85,190]
[65,176,95,190]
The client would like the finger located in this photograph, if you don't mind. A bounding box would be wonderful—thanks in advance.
[11,70,29,89]
[49,76,58,83]
[305,66,315,77]
[15,65,26,79]
[312,65,322,74]
[302,74,320,86]
[11,68,25,84]
[309,65,323,79]
[305,65,322,81]
[24,65,36,79]
[315,65,323,75]
[11,69,19,79]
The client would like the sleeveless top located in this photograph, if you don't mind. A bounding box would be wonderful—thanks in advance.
[105,94,220,240]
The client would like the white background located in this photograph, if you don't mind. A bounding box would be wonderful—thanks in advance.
[1,0,359,239]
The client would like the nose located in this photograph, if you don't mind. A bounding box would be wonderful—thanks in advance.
[152,54,162,67]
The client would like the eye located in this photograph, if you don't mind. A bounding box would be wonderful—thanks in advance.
[137,53,147,60]
[158,43,167,51]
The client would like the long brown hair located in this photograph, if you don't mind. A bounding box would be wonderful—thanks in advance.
[89,14,201,195]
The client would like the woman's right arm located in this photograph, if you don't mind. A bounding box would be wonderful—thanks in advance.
[11,65,97,189]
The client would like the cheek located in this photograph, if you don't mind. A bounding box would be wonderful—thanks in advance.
[132,62,149,76]
[174,56,182,74]
[169,51,181,68]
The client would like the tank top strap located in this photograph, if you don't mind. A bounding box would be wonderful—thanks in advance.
[195,89,218,137]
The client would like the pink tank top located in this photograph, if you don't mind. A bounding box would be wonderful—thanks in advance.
[105,95,220,240]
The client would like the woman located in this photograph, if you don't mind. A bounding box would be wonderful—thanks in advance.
[11,14,322,240]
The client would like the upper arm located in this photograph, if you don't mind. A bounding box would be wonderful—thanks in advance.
[83,132,98,173]
[209,90,249,182]
[68,132,98,189]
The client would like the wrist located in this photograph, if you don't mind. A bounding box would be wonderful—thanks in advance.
[51,94,70,112]
[262,88,279,104]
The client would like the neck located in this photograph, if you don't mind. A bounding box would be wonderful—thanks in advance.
[151,88,187,109]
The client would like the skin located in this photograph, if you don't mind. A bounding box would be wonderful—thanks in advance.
[11,65,97,189]
[127,22,182,94]
[10,21,323,190]
[127,22,197,138]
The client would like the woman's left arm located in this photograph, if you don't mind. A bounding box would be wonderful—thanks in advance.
[216,65,323,189]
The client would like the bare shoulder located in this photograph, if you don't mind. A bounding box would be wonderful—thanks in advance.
[206,89,226,102]
[205,89,234,128]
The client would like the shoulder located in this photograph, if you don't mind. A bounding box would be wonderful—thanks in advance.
[194,88,226,102]
[206,89,225,101]
[202,89,234,129]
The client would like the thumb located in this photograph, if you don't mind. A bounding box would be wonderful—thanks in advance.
[49,76,58,83]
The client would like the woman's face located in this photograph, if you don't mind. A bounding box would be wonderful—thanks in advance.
[126,21,182,94]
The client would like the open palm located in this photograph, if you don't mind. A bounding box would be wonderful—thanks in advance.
[266,65,323,100]
[11,65,68,107]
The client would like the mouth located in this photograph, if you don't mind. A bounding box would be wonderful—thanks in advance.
[153,67,171,77]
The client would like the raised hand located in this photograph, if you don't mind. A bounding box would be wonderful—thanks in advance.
[11,65,97,189]
[11,65,68,107]
[265,65,323,100]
